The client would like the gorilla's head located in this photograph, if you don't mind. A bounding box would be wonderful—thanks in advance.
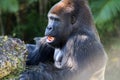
[45,1,77,48]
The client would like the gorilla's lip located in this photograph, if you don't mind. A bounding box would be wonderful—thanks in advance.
[46,36,55,43]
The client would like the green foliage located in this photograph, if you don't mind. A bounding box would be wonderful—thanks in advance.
[12,25,27,38]
[93,0,120,24]
[90,0,120,38]
[0,0,19,13]
[26,0,38,5]
[12,9,47,42]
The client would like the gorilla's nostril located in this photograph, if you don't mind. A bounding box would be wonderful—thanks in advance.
[49,27,52,30]
[47,27,52,30]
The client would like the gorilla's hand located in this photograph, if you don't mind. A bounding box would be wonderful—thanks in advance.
[19,73,29,80]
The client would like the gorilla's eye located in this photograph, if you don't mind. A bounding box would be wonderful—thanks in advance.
[50,16,60,21]
[71,16,76,24]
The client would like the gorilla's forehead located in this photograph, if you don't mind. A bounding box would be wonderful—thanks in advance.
[49,1,74,15]
[49,2,65,14]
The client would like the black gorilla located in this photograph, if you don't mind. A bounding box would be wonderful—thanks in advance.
[20,0,108,80]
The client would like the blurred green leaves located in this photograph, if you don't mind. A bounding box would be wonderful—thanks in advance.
[26,0,38,5]
[0,0,19,13]
[93,0,120,24]
[90,0,120,38]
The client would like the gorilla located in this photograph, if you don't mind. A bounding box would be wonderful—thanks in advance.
[20,0,108,80]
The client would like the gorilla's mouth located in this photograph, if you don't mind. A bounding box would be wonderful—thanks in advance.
[46,36,55,43]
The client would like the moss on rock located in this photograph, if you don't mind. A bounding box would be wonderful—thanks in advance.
[0,36,28,80]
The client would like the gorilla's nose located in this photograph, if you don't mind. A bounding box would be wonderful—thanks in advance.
[45,26,53,36]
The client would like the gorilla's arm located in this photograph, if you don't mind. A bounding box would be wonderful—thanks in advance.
[26,38,54,65]
[19,63,71,80]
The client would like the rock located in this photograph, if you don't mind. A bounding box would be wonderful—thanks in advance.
[0,36,27,80]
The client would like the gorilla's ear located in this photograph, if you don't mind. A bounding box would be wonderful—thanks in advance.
[71,15,76,25]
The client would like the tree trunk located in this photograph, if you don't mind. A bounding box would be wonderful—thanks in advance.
[0,9,4,35]
[115,20,120,37]
[39,0,48,16]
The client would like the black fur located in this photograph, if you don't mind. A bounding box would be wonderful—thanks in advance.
[19,0,108,80]
[26,37,54,65]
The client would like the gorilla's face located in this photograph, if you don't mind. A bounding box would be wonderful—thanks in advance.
[45,13,70,48]
[45,2,76,48]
